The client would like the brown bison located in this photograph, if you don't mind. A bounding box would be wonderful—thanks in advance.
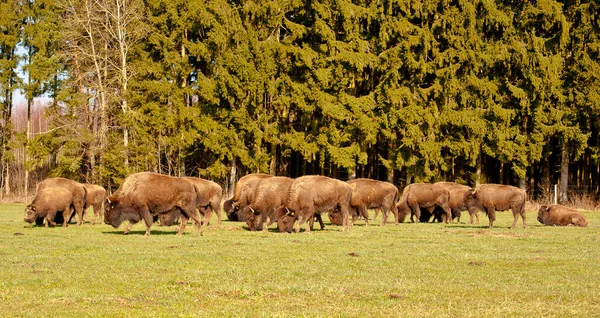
[329,179,399,226]
[83,184,107,224]
[24,187,74,227]
[239,176,294,231]
[464,184,527,229]
[537,205,589,227]
[396,183,452,223]
[36,178,87,225]
[433,182,479,224]
[224,173,272,221]
[182,177,223,226]
[104,172,203,236]
[276,175,353,233]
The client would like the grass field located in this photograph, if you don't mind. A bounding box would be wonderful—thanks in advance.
[1,204,598,317]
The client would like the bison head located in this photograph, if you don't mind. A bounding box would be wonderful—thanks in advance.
[537,205,549,225]
[24,205,39,223]
[159,209,181,227]
[104,196,125,228]
[275,207,295,233]
[396,201,410,223]
[328,210,344,226]
[242,206,263,231]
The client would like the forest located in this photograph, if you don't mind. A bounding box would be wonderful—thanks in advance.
[0,0,599,203]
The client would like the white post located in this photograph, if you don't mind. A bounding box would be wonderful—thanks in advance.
[553,184,558,205]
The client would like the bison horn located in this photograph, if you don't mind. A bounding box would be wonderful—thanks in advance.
[106,197,111,204]
[249,206,255,214]
[285,207,294,216]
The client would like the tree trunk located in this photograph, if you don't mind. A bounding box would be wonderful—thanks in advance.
[269,144,276,175]
[475,151,482,187]
[229,158,237,199]
[560,140,569,203]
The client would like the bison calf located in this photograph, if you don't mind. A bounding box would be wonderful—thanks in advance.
[24,187,74,227]
[537,205,589,227]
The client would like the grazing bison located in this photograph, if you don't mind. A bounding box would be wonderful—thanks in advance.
[328,179,399,226]
[224,173,272,221]
[464,184,527,229]
[83,184,107,224]
[36,178,87,225]
[239,176,294,231]
[276,175,353,233]
[433,182,479,224]
[104,172,203,236]
[349,178,398,226]
[24,187,74,227]
[182,177,223,226]
[537,205,589,227]
[396,183,452,223]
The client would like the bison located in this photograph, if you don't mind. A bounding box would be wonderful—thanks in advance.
[396,183,452,223]
[24,187,74,227]
[329,179,399,226]
[464,184,527,229]
[433,182,479,224]
[238,176,294,231]
[537,204,589,227]
[36,178,87,225]
[182,177,223,226]
[83,183,107,224]
[224,173,272,221]
[276,175,352,233]
[104,172,203,236]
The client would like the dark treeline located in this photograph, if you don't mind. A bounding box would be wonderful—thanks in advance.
[1,0,599,202]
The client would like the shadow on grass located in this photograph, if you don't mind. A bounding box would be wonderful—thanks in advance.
[102,230,182,236]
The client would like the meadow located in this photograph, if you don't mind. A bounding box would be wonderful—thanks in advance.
[1,204,598,317]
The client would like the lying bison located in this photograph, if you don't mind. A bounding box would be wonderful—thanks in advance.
[24,187,74,227]
[464,184,527,229]
[83,183,107,224]
[104,172,203,236]
[276,175,352,233]
[182,177,223,226]
[537,205,589,227]
[396,183,452,223]
[224,173,272,221]
[36,178,87,225]
[329,179,398,226]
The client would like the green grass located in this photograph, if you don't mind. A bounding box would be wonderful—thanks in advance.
[1,204,598,317]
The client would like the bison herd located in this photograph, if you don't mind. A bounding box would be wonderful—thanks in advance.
[23,172,590,235]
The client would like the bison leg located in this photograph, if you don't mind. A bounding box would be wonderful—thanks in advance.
[487,208,496,229]
[408,202,420,223]
[93,203,102,224]
[359,206,369,226]
[442,205,452,224]
[177,214,189,235]
[61,206,71,227]
[180,206,204,236]
[373,208,380,221]
[381,209,388,226]
[315,214,325,230]
[510,205,526,229]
